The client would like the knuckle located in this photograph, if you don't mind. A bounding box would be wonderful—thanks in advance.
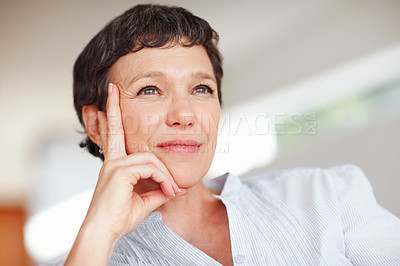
[143,151,153,158]
[108,165,125,180]
[144,152,158,163]
[107,125,117,136]
[116,122,124,130]
[106,100,113,109]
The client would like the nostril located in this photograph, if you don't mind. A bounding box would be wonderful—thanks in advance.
[167,111,195,127]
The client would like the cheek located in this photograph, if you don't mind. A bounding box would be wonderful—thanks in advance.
[122,109,166,152]
[198,106,220,139]
[122,113,141,135]
[211,109,220,134]
[120,102,140,135]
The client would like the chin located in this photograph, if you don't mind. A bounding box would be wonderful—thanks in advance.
[165,161,210,189]
[153,147,215,188]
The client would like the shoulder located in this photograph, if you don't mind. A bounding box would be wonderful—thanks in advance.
[242,164,371,203]
[244,164,366,183]
[239,164,379,236]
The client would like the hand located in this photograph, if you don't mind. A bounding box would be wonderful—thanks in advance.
[65,83,186,265]
[87,82,184,239]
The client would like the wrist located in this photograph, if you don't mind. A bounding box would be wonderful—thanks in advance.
[81,215,121,245]
[64,218,119,265]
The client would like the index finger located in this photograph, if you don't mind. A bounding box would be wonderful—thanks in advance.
[102,83,127,160]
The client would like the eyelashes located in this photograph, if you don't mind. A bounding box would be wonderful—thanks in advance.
[137,85,160,96]
[136,84,215,96]
[194,84,214,94]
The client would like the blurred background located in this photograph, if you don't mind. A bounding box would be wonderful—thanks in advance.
[1,0,400,264]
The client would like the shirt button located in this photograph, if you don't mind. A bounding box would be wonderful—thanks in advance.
[234,254,245,264]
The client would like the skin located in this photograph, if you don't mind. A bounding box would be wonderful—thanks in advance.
[110,44,221,189]
[65,45,233,265]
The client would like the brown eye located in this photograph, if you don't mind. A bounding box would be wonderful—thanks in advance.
[137,86,159,95]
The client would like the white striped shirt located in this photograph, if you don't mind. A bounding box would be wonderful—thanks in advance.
[47,164,400,265]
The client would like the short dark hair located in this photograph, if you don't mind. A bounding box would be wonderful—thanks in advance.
[73,4,223,161]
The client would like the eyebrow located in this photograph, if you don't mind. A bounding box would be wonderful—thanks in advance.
[127,71,166,88]
[127,71,217,88]
[192,72,216,83]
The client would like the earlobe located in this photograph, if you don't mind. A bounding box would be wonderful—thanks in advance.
[82,105,102,148]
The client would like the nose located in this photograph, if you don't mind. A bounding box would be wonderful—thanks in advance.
[166,96,195,129]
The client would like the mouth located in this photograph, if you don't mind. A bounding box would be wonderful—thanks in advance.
[156,139,202,153]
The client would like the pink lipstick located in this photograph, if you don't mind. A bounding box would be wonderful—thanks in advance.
[156,139,202,153]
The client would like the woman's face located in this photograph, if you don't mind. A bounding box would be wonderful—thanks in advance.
[108,44,220,188]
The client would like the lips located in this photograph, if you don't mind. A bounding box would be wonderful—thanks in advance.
[156,139,202,153]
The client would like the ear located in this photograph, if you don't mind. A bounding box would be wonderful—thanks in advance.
[82,105,103,149]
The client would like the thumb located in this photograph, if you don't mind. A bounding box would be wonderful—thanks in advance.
[140,188,188,215]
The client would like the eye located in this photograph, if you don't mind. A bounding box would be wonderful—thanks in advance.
[193,85,213,94]
[137,86,160,95]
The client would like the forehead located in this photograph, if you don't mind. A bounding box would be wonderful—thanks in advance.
[108,45,214,83]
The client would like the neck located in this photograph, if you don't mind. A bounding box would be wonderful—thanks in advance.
[134,178,221,227]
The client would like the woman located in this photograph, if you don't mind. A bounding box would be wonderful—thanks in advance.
[59,4,400,265]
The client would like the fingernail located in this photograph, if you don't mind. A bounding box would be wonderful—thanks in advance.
[173,192,176,197]
[177,188,181,193]
[108,83,113,94]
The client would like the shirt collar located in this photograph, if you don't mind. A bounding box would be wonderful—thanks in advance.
[204,172,242,201]
[141,172,243,224]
